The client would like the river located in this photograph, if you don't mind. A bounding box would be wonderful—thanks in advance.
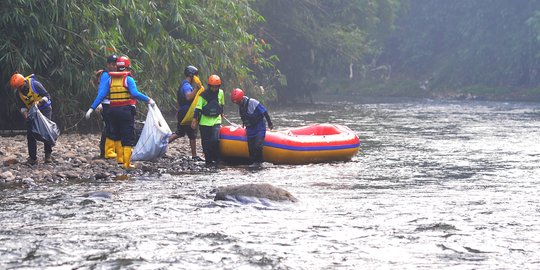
[1,98,539,269]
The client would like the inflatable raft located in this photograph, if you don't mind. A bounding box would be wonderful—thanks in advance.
[219,124,360,164]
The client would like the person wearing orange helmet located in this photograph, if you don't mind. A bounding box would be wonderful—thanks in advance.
[10,73,54,165]
[168,65,204,161]
[191,74,224,166]
[85,55,155,169]
[231,88,273,166]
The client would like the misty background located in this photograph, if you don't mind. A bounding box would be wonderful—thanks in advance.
[2,0,540,129]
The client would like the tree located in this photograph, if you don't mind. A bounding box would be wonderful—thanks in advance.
[253,0,402,101]
[0,0,273,130]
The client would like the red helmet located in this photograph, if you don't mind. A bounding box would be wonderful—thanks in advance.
[10,74,26,89]
[231,88,244,103]
[208,75,221,86]
[116,56,131,70]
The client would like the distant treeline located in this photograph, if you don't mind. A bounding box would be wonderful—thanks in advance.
[2,0,540,129]
[380,0,540,99]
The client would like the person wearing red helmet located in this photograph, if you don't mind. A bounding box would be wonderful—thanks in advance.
[231,88,273,166]
[191,74,224,166]
[85,55,155,169]
[10,73,54,165]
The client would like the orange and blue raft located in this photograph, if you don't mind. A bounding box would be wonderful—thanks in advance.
[219,123,360,164]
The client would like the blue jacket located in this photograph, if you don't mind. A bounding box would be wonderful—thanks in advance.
[239,97,267,138]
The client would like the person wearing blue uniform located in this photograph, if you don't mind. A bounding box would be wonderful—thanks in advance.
[92,54,118,159]
[85,56,155,169]
[10,73,53,165]
[230,88,274,166]
[168,65,203,161]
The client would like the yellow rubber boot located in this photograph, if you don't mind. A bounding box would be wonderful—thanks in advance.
[114,141,124,164]
[123,146,135,169]
[104,138,117,159]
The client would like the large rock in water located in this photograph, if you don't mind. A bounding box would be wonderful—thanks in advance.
[214,183,298,203]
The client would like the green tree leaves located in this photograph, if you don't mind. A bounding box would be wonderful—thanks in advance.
[0,0,273,129]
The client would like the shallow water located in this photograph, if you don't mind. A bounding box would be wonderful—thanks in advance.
[1,98,540,269]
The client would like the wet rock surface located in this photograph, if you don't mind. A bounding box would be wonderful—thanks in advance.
[0,134,209,187]
[214,183,298,203]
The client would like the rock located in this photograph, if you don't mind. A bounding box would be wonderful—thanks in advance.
[83,191,113,199]
[92,159,108,166]
[0,171,16,182]
[94,172,109,179]
[3,156,19,166]
[214,183,298,203]
[21,177,36,187]
[115,174,129,181]
[65,171,80,179]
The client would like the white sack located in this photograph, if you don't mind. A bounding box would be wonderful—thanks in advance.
[131,105,172,161]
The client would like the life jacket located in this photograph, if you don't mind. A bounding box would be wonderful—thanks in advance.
[239,97,263,127]
[201,89,223,117]
[18,75,51,110]
[108,71,136,107]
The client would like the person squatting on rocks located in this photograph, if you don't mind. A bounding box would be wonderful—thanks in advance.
[10,73,54,165]
[191,74,224,166]
[168,65,204,161]
[91,54,118,160]
[85,56,156,169]
[230,88,273,166]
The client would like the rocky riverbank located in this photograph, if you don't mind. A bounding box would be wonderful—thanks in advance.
[0,134,208,187]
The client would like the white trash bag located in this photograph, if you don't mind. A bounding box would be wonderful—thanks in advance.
[131,104,172,161]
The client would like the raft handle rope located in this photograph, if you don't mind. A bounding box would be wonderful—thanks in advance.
[222,116,240,127]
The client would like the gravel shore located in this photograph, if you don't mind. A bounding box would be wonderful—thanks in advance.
[0,134,208,187]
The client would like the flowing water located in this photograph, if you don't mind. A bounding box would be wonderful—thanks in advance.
[1,98,540,269]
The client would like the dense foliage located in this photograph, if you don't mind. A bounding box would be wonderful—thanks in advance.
[254,0,402,101]
[3,0,540,130]
[382,0,540,97]
[0,0,272,129]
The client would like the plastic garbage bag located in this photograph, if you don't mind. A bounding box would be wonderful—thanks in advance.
[28,105,60,146]
[131,104,172,161]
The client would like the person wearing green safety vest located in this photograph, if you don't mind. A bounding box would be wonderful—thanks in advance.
[191,74,224,166]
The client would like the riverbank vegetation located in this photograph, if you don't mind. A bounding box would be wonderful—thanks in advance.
[2,0,540,130]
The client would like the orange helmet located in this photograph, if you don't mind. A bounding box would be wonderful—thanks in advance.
[231,88,244,103]
[208,75,221,86]
[10,74,26,89]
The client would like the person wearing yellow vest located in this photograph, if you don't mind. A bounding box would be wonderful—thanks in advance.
[168,65,204,161]
[10,73,53,165]
[85,56,155,169]
[191,74,224,166]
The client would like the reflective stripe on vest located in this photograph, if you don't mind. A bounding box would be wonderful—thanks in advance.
[108,72,136,107]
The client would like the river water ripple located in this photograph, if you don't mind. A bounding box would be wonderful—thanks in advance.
[1,98,540,269]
